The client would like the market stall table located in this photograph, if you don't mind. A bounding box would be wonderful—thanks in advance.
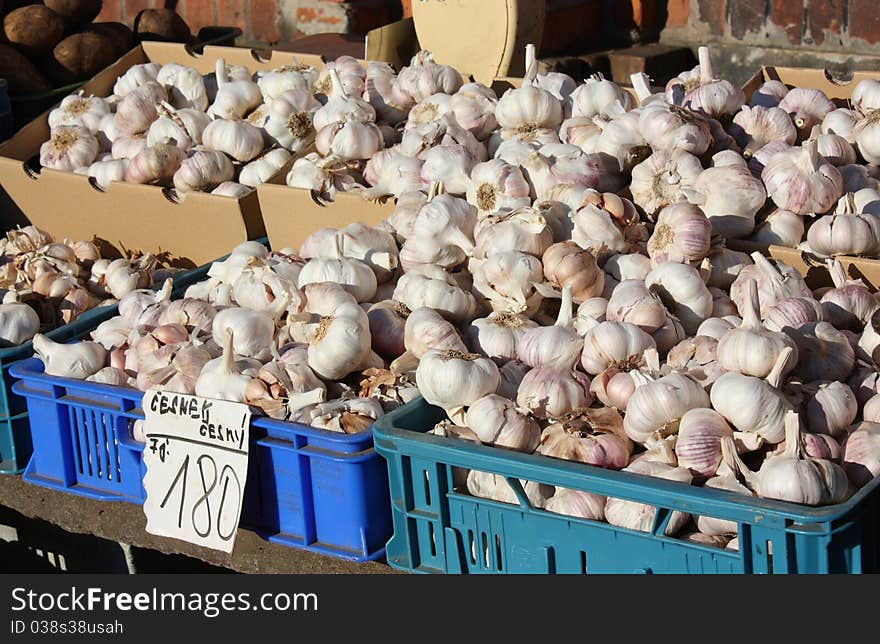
[0,474,397,574]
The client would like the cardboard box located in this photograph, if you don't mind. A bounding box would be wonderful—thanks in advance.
[0,43,326,268]
[742,65,880,104]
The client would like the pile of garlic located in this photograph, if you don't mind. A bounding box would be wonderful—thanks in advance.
[0,225,177,347]
[38,56,321,195]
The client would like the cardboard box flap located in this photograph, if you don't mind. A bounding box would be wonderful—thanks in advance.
[410,0,546,84]
[743,65,880,102]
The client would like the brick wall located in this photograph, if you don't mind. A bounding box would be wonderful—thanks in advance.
[661,0,880,53]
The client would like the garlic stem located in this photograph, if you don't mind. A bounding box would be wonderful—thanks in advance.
[827,259,848,289]
[698,46,712,85]
[523,44,538,87]
[555,284,574,328]
[741,279,762,330]
[782,410,804,460]
[804,138,819,170]
[720,434,758,490]
[215,58,227,87]
[765,346,794,389]
[221,328,236,375]
[750,251,781,282]
[329,68,346,99]
[630,73,653,102]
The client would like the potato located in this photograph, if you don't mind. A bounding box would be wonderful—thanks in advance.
[3,6,65,57]
[133,8,192,43]
[84,21,135,58]
[0,43,51,94]
[43,0,103,29]
[44,32,118,85]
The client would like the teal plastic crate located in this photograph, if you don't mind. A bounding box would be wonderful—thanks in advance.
[0,254,217,473]
[373,398,880,574]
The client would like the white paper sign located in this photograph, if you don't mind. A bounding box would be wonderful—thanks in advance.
[141,390,251,553]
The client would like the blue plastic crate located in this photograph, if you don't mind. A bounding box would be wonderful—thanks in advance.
[373,398,880,574]
[0,240,254,474]
[11,358,391,562]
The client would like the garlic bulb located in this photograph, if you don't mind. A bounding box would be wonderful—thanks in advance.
[762,140,843,215]
[516,367,592,420]
[672,47,744,118]
[465,470,552,508]
[517,286,582,370]
[256,59,317,101]
[208,59,261,119]
[746,139,790,178]
[806,211,880,258]
[675,408,734,479]
[396,50,462,103]
[778,88,835,138]
[263,89,321,151]
[542,241,604,303]
[853,79,880,115]
[33,333,106,379]
[124,144,186,185]
[820,260,879,329]
[647,202,712,265]
[605,460,692,536]
[606,279,668,334]
[580,321,656,376]
[805,380,858,437]
[697,472,752,536]
[363,62,414,125]
[807,125,856,166]
[113,63,161,98]
[763,297,823,332]
[710,348,794,444]
[785,321,855,382]
[298,240,377,304]
[416,348,499,423]
[420,144,477,195]
[538,408,632,470]
[466,394,540,452]
[729,252,812,318]
[570,74,633,120]
[238,148,292,188]
[748,208,804,248]
[470,251,543,313]
[211,306,275,361]
[392,266,475,324]
[465,311,538,364]
[336,223,400,283]
[399,306,466,367]
[630,149,703,217]
[156,63,208,111]
[722,412,849,505]
[40,126,98,171]
[115,81,167,135]
[172,149,234,193]
[146,103,211,150]
[748,79,789,108]
[313,69,375,131]
[367,300,409,361]
[496,53,563,131]
[842,421,880,486]
[686,152,766,238]
[212,181,251,198]
[201,119,263,163]
[48,93,111,133]
[111,135,147,161]
[729,105,797,158]
[696,316,740,340]
[466,159,531,214]
[623,372,709,443]
[570,191,642,259]
[316,118,384,161]
[717,280,798,379]
[84,159,128,189]
[195,329,254,403]
[475,207,553,258]
[645,262,712,335]
[0,301,39,346]
[362,147,425,201]
[822,108,859,144]
[545,489,606,521]
[450,83,498,140]
[306,302,375,381]
[638,100,711,156]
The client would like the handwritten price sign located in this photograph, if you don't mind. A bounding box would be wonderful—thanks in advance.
[142,391,251,553]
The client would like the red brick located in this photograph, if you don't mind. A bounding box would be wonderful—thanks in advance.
[769,0,803,45]
[95,1,124,24]
[401,0,412,20]
[540,1,603,55]
[666,0,689,28]
[807,0,844,46]
[697,0,725,36]
[217,0,247,31]
[729,0,765,39]
[849,0,880,45]
[250,0,281,43]
[178,0,216,33]
[632,0,659,34]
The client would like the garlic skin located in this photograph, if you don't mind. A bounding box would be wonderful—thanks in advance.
[805,380,858,437]
[0,302,39,346]
[729,105,797,158]
[466,394,540,452]
[710,348,794,444]
[623,373,709,443]
[605,460,692,536]
[316,119,384,161]
[238,148,292,188]
[647,202,712,265]
[33,333,107,379]
[717,280,798,379]
[748,209,805,248]
[630,149,703,218]
[417,348,500,423]
[675,408,734,479]
[762,140,843,215]
[516,367,592,420]
[172,149,234,193]
[842,421,880,487]
[778,88,835,138]
[49,93,111,133]
[113,63,162,98]
[157,63,209,111]
[392,266,476,324]
[40,126,98,171]
[466,159,531,214]
[645,262,712,335]
[124,144,186,185]
[570,74,633,120]
[580,321,656,375]
[201,119,264,163]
